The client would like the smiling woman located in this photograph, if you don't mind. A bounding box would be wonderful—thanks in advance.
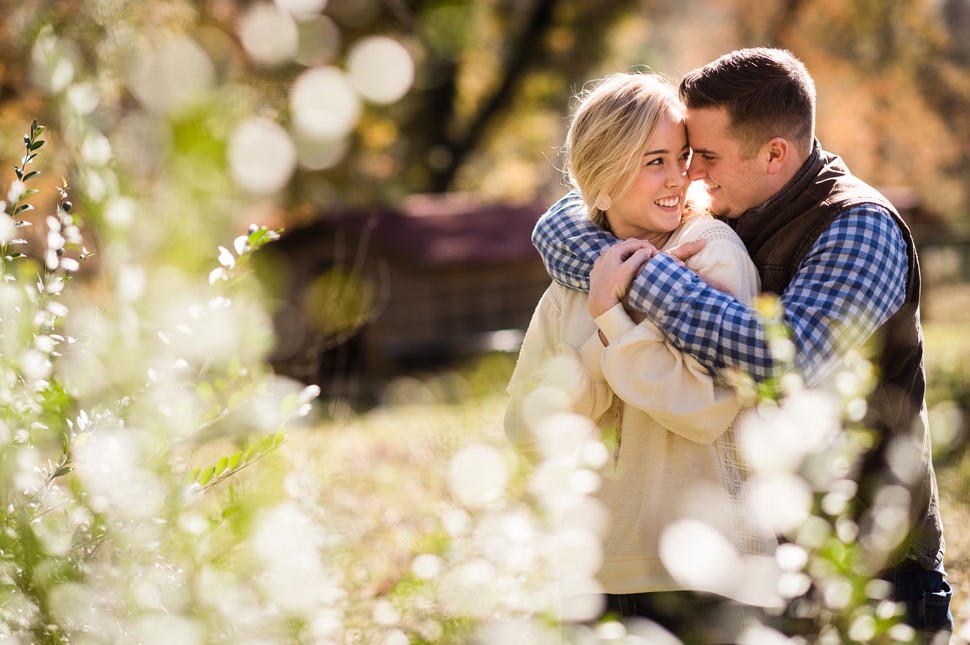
[591,113,690,248]
[504,71,769,640]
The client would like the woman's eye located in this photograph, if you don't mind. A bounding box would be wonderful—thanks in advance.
[645,158,662,166]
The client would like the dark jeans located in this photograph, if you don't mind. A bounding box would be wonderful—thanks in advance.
[879,557,953,644]
[603,591,759,645]
[602,558,953,644]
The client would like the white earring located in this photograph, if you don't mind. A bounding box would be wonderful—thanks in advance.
[595,194,611,211]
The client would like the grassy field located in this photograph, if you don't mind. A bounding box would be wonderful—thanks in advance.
[924,321,970,642]
[263,319,970,643]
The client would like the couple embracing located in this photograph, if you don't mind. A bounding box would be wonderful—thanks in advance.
[505,47,952,644]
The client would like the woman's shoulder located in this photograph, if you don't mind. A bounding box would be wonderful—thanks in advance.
[672,212,743,247]
[544,280,589,310]
[675,214,760,302]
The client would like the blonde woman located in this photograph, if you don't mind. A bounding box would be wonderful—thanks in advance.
[505,72,770,641]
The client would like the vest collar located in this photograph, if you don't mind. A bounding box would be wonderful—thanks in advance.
[733,139,824,236]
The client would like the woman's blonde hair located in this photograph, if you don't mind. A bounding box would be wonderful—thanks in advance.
[565,72,685,226]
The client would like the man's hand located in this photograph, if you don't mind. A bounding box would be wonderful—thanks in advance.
[588,239,656,319]
[664,238,706,266]
[663,238,732,293]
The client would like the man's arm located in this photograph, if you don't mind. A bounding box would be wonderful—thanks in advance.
[625,205,907,385]
[532,191,616,292]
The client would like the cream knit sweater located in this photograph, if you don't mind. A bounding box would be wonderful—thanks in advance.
[506,214,770,595]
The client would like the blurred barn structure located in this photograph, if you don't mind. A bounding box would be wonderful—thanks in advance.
[263,194,552,401]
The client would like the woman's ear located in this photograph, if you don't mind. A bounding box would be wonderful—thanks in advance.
[764,137,789,175]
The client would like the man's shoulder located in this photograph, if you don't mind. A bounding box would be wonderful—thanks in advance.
[831,202,903,229]
[824,203,910,253]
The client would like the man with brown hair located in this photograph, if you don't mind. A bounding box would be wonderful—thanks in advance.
[532,47,952,640]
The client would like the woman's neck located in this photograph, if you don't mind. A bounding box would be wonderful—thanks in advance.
[642,230,673,250]
[607,221,674,250]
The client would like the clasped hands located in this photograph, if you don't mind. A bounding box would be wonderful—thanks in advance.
[587,238,706,320]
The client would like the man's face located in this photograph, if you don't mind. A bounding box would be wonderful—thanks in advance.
[684,106,774,218]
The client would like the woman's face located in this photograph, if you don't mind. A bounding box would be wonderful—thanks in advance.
[606,113,690,246]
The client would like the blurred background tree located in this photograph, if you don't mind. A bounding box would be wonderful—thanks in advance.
[2,0,969,221]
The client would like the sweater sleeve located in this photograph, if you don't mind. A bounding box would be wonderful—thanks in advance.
[597,306,742,444]
[595,219,758,444]
[504,285,614,463]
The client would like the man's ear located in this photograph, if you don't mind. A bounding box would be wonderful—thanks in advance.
[764,137,789,175]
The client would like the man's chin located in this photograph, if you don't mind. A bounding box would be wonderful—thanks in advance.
[708,198,741,219]
[708,201,729,218]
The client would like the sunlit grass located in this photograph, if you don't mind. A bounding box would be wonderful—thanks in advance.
[238,353,539,642]
[925,320,970,642]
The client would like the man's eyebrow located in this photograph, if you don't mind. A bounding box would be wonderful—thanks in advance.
[690,147,718,156]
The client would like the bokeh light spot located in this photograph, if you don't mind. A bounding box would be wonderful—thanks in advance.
[238,3,299,66]
[290,66,361,140]
[128,37,215,113]
[659,519,740,593]
[448,444,508,507]
[275,0,328,17]
[347,36,414,104]
[228,118,297,194]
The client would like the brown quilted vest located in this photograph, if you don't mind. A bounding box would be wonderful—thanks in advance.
[728,141,944,569]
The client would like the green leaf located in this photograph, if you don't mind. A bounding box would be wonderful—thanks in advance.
[196,381,215,402]
[14,204,33,214]
[33,124,45,137]
[214,456,229,475]
[227,389,250,409]
[52,464,72,478]
[22,189,39,198]
[29,140,45,151]
[197,467,216,486]
[22,171,40,182]
[228,451,243,471]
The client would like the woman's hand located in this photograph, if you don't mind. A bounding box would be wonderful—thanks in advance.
[588,239,657,319]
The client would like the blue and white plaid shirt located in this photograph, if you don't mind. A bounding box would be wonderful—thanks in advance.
[532,191,908,386]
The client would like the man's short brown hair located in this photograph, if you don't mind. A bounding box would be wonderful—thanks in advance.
[679,48,816,158]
